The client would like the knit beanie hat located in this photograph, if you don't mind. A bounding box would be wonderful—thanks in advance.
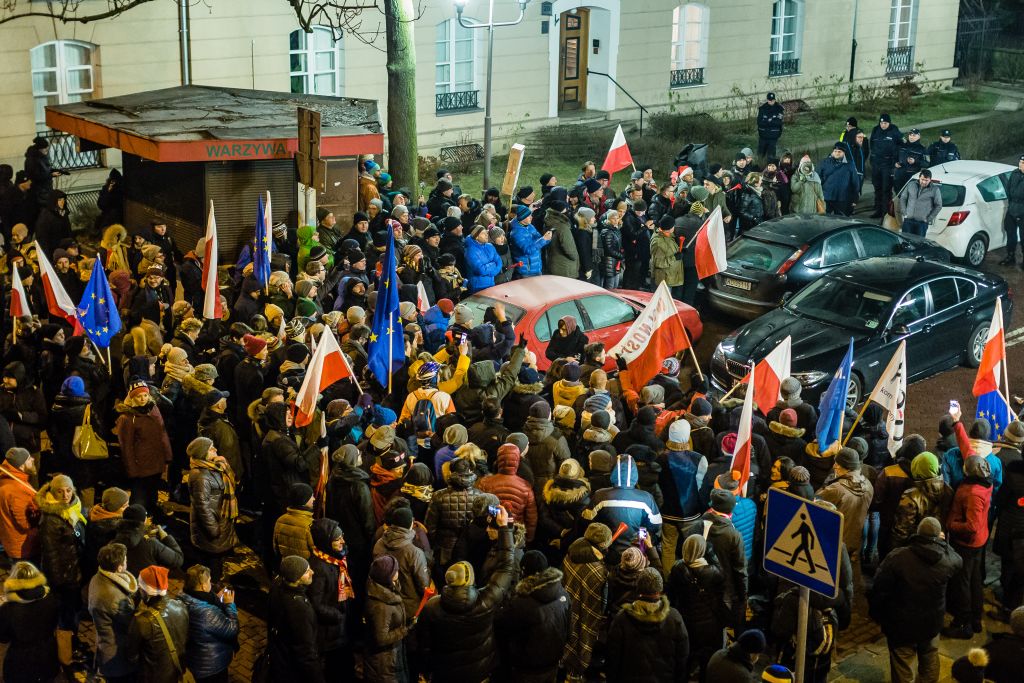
[789,466,810,483]
[589,450,614,473]
[710,488,736,514]
[61,376,88,398]
[951,648,988,683]
[386,505,414,529]
[715,470,741,492]
[242,333,267,356]
[583,393,612,415]
[186,437,213,461]
[847,437,869,460]
[506,432,529,453]
[640,384,665,406]
[779,408,798,427]
[558,458,585,480]
[453,304,473,326]
[762,664,796,682]
[917,516,942,538]
[584,522,613,549]
[4,447,30,468]
[835,447,860,471]
[521,550,548,577]
[636,567,663,598]
[193,364,218,383]
[529,401,552,419]
[911,452,940,479]
[369,554,398,586]
[123,504,148,522]
[101,487,130,512]
[553,405,575,430]
[51,474,74,491]
[667,419,691,446]
[969,418,991,441]
[780,377,801,400]
[139,565,170,596]
[562,362,582,382]
[444,423,469,447]
[619,546,649,572]
[691,397,712,417]
[591,410,611,430]
[445,561,475,588]
[738,629,767,655]
[279,555,310,584]
[289,482,315,508]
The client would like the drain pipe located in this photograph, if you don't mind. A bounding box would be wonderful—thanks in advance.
[848,0,859,99]
[178,0,192,85]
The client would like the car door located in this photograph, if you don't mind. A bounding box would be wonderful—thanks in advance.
[923,276,967,368]
[576,294,639,348]
[818,230,860,273]
[975,174,1009,250]
[853,226,902,258]
[887,284,936,379]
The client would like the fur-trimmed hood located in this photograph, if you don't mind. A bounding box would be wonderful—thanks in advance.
[621,595,671,624]
[3,571,49,603]
[582,426,616,444]
[769,421,806,439]
[543,476,591,506]
[514,566,565,603]
[513,381,544,395]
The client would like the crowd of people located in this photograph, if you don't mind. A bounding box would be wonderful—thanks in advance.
[0,114,1018,683]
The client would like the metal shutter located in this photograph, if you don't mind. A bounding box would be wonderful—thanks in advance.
[204,159,297,259]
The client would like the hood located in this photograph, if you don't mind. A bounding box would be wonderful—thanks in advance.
[515,567,564,603]
[297,224,316,243]
[181,373,213,398]
[523,416,556,441]
[835,472,872,498]
[582,427,615,444]
[621,595,671,626]
[263,402,291,432]
[610,454,638,489]
[769,421,806,439]
[545,209,570,229]
[311,517,343,554]
[566,536,604,564]
[909,534,949,565]
[553,381,583,404]
[915,475,948,500]
[3,571,49,603]
[543,477,591,505]
[468,360,497,388]
[513,381,544,395]
[380,524,415,552]
[330,461,369,483]
[496,447,521,473]
[447,467,478,490]
[3,361,26,387]
[366,578,404,606]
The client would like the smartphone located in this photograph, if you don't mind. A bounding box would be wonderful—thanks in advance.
[638,528,648,541]
[949,399,960,414]
[460,333,468,345]
[487,505,500,517]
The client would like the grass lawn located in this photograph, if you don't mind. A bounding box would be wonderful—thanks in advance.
[449,90,1000,194]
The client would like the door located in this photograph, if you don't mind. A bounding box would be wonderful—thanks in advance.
[558,9,589,111]
[923,276,968,368]
[975,173,1010,250]
[887,284,937,379]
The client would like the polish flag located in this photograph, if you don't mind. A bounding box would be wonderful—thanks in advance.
[9,264,30,319]
[417,281,430,313]
[295,325,354,427]
[972,297,1005,397]
[608,281,691,389]
[731,360,755,496]
[601,124,634,174]
[693,206,728,280]
[201,200,223,320]
[738,336,792,414]
[34,241,79,328]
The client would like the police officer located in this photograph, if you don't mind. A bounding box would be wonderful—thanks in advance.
[927,129,961,166]
[757,91,785,161]
[1002,154,1024,266]
[894,128,927,193]
[869,113,902,218]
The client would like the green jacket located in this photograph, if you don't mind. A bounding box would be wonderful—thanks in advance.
[545,210,579,278]
[650,231,684,287]
[790,167,824,215]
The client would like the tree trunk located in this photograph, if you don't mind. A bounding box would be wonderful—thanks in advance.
[384,0,418,192]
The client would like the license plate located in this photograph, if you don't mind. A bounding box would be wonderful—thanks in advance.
[725,278,752,291]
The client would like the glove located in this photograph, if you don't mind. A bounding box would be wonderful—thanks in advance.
[615,356,628,372]
[518,333,528,349]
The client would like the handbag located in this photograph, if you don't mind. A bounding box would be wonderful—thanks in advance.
[815,198,826,214]
[151,608,197,683]
[72,404,109,460]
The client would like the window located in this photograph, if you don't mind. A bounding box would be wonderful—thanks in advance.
[856,228,901,258]
[892,285,926,326]
[539,301,583,342]
[289,27,344,97]
[928,278,959,313]
[955,278,977,301]
[435,19,476,95]
[977,175,1008,202]
[579,295,637,331]
[822,232,858,267]
[30,40,95,133]
[888,0,917,49]
[670,3,708,87]
[769,0,802,76]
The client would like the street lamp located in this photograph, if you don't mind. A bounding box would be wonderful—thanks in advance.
[454,0,531,191]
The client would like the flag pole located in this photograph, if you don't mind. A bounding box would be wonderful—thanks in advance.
[106,346,112,374]
[387,311,393,396]
[341,343,364,395]
[11,317,17,346]
[999,299,1018,421]
[842,393,874,446]
[679,318,703,381]
[719,380,742,403]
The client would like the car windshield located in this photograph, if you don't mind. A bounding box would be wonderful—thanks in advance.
[785,277,894,331]
[459,295,526,327]
[726,237,798,272]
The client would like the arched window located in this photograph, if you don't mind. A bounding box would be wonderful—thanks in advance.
[435,18,480,113]
[30,40,96,133]
[769,0,803,77]
[670,3,708,88]
[887,0,918,75]
[289,27,345,97]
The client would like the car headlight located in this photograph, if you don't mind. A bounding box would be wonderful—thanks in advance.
[713,345,726,364]
[791,370,829,386]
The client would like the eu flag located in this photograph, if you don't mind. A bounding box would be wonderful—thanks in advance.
[367,225,404,389]
[816,338,854,448]
[76,257,122,349]
[977,390,1012,441]
[254,193,272,288]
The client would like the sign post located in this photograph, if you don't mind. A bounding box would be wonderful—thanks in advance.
[297,107,325,227]
[763,488,844,683]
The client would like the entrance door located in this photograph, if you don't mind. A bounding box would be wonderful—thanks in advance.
[558,9,589,111]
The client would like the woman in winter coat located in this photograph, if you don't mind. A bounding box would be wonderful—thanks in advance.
[489,227,514,285]
[737,172,766,234]
[668,534,729,681]
[650,220,684,298]
[790,160,825,214]
[178,564,239,682]
[464,226,503,293]
[364,555,412,683]
[508,206,550,278]
[545,315,589,362]
[36,475,86,630]
[308,518,355,671]
[187,436,238,579]
[562,523,612,681]
[598,211,626,289]
[114,380,173,512]
[0,561,60,683]
[544,206,579,278]
[572,207,598,283]
[49,376,90,482]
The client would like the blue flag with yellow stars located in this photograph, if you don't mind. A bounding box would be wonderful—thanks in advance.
[367,225,404,389]
[254,192,272,288]
[76,257,122,349]
[976,390,1011,441]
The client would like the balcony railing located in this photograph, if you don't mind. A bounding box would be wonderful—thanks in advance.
[435,90,480,114]
[40,130,101,171]
[768,57,800,78]
[886,45,915,76]
[670,67,705,89]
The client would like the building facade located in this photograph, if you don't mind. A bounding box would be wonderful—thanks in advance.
[0,0,958,177]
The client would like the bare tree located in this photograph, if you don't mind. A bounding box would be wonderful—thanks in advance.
[0,0,158,24]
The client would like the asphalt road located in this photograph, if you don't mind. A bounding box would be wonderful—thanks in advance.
[689,243,1024,442]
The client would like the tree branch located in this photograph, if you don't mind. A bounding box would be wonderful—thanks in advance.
[0,0,159,25]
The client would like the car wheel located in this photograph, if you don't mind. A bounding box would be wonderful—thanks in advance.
[965,322,989,368]
[845,372,863,411]
[964,233,988,268]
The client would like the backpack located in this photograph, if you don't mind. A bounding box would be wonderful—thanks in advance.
[409,392,439,446]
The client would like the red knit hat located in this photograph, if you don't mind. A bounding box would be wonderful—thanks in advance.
[139,565,169,595]
[437,298,455,315]
[242,333,268,357]
[780,408,798,427]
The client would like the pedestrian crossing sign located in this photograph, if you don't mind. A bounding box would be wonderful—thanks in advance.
[763,487,844,598]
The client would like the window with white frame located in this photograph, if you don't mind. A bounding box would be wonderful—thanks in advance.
[30,40,95,133]
[289,27,345,97]
[769,0,803,74]
[671,3,709,85]
[889,0,917,48]
[435,18,477,95]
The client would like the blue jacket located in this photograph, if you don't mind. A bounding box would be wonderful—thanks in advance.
[178,591,239,679]
[818,155,860,202]
[732,496,757,562]
[661,449,708,520]
[584,455,663,556]
[509,219,548,277]
[941,444,1003,496]
[464,235,503,292]
[422,305,451,353]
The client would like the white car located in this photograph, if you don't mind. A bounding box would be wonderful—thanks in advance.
[887,160,1016,268]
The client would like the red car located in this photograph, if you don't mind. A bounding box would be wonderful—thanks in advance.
[460,275,703,372]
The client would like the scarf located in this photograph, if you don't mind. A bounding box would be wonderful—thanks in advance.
[89,505,122,523]
[0,464,35,495]
[311,548,356,602]
[164,357,193,382]
[191,458,239,520]
[401,482,433,503]
[370,463,404,487]
[45,492,86,528]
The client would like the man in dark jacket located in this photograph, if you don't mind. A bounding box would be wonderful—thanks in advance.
[894,128,928,191]
[268,556,324,683]
[583,454,662,561]
[606,567,689,683]
[495,550,570,682]
[186,437,238,583]
[326,444,376,598]
[113,504,185,575]
[88,543,139,683]
[126,565,190,683]
[419,506,515,683]
[685,489,747,628]
[985,606,1024,683]
[819,143,861,216]
[869,113,903,217]
[869,517,962,683]
[1002,154,1024,265]
[926,129,961,166]
[756,92,785,161]
[178,564,239,682]
[706,629,766,681]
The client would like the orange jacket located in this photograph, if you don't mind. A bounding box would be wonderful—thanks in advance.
[0,465,39,559]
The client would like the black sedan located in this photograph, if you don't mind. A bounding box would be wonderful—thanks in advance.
[706,215,950,319]
[711,257,1012,407]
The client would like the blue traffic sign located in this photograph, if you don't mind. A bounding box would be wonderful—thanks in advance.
[763,487,844,598]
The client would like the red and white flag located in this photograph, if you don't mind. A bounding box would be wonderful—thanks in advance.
[972,297,1004,397]
[9,264,30,319]
[737,336,792,414]
[417,281,430,313]
[201,200,223,320]
[33,241,79,328]
[693,206,728,280]
[608,281,691,389]
[601,124,634,174]
[295,325,354,427]
[731,360,755,496]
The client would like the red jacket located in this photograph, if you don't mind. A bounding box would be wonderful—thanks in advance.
[0,464,39,559]
[947,481,992,548]
[478,448,538,541]
[114,402,173,479]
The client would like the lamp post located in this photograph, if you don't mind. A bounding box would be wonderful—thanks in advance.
[454,0,531,191]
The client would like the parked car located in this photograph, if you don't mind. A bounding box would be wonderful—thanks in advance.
[707,214,949,319]
[886,160,1017,268]
[461,275,703,372]
[711,257,1011,407]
